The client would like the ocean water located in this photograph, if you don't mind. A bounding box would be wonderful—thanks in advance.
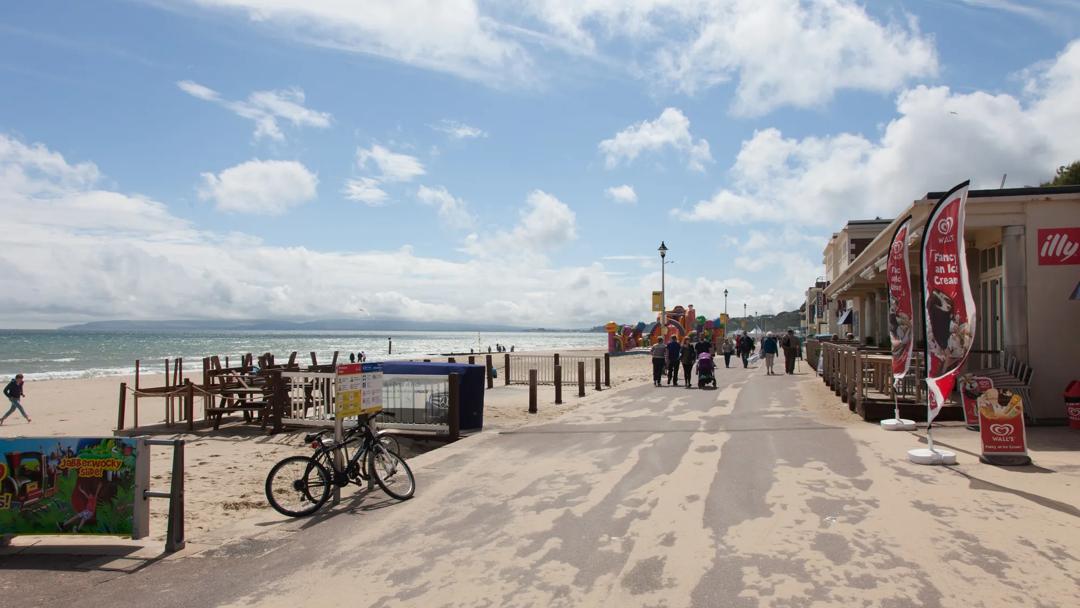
[0,330,604,381]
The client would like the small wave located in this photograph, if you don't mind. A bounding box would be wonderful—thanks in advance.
[15,367,141,382]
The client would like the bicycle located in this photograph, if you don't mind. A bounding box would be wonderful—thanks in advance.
[265,408,416,517]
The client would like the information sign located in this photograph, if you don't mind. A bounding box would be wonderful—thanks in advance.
[336,362,383,419]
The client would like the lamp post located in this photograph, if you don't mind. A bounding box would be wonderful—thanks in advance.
[723,289,728,315]
[743,303,747,330]
[658,241,668,339]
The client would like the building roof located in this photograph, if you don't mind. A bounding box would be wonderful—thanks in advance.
[925,184,1080,199]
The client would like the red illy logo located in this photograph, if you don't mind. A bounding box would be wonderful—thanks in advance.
[1038,228,1080,265]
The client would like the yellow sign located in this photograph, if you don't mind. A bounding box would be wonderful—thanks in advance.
[651,291,663,312]
[337,389,364,419]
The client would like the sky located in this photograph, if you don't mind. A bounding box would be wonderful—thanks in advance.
[2,0,1079,329]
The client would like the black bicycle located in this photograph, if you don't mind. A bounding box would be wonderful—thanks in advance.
[265,409,415,517]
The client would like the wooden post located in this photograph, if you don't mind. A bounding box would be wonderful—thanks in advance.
[528,369,538,413]
[166,440,186,553]
[330,351,339,366]
[201,357,211,415]
[269,370,285,434]
[185,380,194,432]
[594,358,602,391]
[117,382,127,431]
[577,361,585,397]
[448,372,461,441]
[468,355,475,365]
[134,359,140,429]
[553,353,560,367]
[165,358,172,426]
[423,359,431,362]
[310,351,318,366]
[604,353,611,387]
[554,365,563,404]
[448,357,456,363]
[485,354,493,389]
[504,353,511,385]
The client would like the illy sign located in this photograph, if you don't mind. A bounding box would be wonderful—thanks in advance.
[1037,227,1080,265]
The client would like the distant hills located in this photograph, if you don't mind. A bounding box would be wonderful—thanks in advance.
[60,319,584,333]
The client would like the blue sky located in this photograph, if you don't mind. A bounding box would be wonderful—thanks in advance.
[2,1,1079,328]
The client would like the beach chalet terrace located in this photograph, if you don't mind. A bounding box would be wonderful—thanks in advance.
[809,185,1080,423]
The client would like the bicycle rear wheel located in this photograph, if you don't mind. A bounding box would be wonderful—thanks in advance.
[265,456,331,517]
[368,445,415,500]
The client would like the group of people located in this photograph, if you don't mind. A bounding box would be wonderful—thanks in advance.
[348,352,367,363]
[649,329,803,387]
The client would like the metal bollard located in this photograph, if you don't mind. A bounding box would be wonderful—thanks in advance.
[529,369,538,413]
[554,364,563,404]
[578,361,585,397]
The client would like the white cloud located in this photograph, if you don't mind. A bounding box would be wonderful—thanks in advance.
[198,159,318,214]
[680,38,1080,227]
[343,177,389,206]
[170,2,936,115]
[431,119,488,139]
[605,184,638,204]
[2,133,686,328]
[356,144,426,182]
[463,189,577,256]
[599,108,711,171]
[177,80,331,140]
[175,0,534,88]
[417,185,475,229]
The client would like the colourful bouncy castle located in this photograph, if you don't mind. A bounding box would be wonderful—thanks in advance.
[606,306,728,353]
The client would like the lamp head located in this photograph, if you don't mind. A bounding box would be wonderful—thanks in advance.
[658,241,668,258]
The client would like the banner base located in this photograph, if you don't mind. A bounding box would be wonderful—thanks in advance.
[979,454,1032,467]
[965,424,979,432]
[881,418,916,431]
[907,448,957,465]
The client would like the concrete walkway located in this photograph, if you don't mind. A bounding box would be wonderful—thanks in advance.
[3,365,1078,607]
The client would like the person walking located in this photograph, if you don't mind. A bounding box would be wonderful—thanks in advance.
[680,338,695,388]
[721,336,735,368]
[650,336,667,386]
[737,333,752,368]
[1,374,30,425]
[694,334,712,356]
[666,335,681,385]
[349,352,356,363]
[781,329,801,374]
[762,332,779,375]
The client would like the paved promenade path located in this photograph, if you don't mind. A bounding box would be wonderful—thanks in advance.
[5,365,1079,607]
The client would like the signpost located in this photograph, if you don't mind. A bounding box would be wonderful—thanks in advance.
[333,363,384,502]
[977,385,1031,465]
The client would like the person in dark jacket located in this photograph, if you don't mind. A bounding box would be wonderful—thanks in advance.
[2,374,29,425]
[781,329,801,374]
[737,333,754,368]
[762,332,779,375]
[679,337,695,388]
[650,337,667,386]
[665,335,681,385]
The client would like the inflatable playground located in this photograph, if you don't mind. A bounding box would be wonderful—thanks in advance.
[605,305,729,354]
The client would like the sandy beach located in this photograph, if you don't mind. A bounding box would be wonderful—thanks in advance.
[0,348,652,543]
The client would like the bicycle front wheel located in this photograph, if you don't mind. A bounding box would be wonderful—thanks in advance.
[265,456,331,517]
[368,445,415,500]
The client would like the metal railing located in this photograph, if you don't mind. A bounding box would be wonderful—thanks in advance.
[507,354,600,385]
[280,371,336,422]
[381,375,451,431]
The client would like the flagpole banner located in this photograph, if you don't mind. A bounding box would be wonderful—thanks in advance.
[921,181,976,422]
[977,386,1029,461]
[887,216,915,380]
[959,373,993,428]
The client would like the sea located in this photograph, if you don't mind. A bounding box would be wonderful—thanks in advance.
[0,330,605,381]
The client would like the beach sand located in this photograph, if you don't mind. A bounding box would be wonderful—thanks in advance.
[0,348,653,543]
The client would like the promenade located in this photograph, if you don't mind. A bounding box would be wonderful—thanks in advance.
[3,364,1078,607]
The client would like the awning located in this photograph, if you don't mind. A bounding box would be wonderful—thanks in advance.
[838,309,853,325]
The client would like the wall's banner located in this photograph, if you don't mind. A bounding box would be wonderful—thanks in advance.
[921,181,976,422]
[959,374,993,429]
[887,216,915,380]
[0,437,146,537]
[1036,227,1080,265]
[977,385,1029,464]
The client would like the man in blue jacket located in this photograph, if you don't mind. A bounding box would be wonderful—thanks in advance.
[2,373,30,425]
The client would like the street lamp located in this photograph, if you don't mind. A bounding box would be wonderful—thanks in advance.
[743,303,747,330]
[723,289,728,315]
[658,241,668,339]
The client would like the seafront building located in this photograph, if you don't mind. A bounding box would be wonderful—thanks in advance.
[811,185,1080,421]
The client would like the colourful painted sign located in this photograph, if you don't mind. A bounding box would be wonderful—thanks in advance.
[0,437,146,537]
[922,181,976,422]
[651,291,663,312]
[977,385,1028,461]
[336,362,384,419]
[887,217,915,380]
[1037,227,1080,265]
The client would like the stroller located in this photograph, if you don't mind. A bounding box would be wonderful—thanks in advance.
[697,352,717,389]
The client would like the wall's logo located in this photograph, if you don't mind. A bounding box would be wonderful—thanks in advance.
[1038,228,1080,265]
[989,423,1014,437]
[891,240,903,254]
[937,216,954,236]
[1068,406,1080,418]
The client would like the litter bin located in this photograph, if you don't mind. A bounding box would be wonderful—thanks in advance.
[1066,380,1080,429]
